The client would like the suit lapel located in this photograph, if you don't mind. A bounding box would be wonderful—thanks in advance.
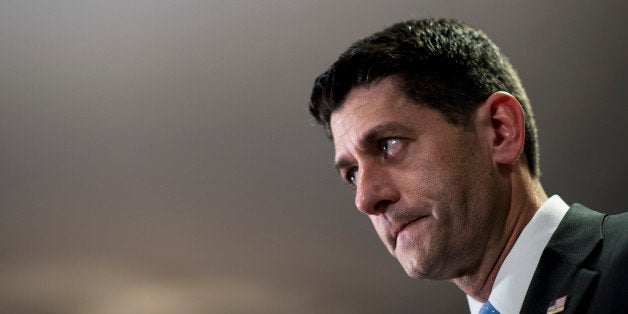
[520,204,605,314]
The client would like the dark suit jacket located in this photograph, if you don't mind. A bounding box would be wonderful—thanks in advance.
[520,204,628,313]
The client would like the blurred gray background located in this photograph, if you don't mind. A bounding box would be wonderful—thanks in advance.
[1,0,626,313]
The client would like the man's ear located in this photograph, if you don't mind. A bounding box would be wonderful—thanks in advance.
[476,91,525,167]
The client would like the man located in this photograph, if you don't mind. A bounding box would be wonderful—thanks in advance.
[308,18,628,314]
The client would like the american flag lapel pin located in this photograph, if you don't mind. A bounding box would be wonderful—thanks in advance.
[546,295,568,314]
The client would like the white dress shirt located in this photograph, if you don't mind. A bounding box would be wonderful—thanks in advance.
[467,195,570,314]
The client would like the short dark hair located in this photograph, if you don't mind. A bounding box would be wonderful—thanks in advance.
[309,18,540,177]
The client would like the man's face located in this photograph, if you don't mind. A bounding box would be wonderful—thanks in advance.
[330,78,506,280]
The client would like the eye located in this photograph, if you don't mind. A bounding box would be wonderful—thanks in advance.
[380,138,403,157]
[345,167,357,185]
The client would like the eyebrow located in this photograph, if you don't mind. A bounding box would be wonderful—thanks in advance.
[334,122,412,172]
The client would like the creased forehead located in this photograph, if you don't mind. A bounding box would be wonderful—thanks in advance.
[330,78,406,135]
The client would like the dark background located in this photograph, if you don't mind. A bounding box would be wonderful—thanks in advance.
[1,1,626,313]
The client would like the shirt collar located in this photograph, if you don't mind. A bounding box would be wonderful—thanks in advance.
[467,195,570,314]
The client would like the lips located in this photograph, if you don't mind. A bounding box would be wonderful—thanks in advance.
[392,216,427,240]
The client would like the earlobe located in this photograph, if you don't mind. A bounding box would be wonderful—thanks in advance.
[482,92,526,167]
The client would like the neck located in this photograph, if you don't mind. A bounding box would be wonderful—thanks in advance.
[451,167,548,302]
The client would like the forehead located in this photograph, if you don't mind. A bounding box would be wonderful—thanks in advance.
[330,78,422,144]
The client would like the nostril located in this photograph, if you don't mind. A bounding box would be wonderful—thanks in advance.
[355,196,389,215]
[374,199,393,212]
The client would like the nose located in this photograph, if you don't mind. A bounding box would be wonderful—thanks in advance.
[354,165,400,215]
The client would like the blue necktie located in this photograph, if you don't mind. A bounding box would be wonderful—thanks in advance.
[479,300,500,314]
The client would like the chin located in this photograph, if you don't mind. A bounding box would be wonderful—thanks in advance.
[404,268,427,279]
[399,256,428,279]
[403,265,452,280]
[399,255,451,280]
[402,263,431,279]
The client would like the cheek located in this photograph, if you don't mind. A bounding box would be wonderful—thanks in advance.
[395,154,456,201]
[397,148,477,222]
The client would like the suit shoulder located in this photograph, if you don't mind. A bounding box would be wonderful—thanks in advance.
[603,210,628,224]
[601,211,628,247]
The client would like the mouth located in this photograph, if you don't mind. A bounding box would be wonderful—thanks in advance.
[392,216,428,248]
